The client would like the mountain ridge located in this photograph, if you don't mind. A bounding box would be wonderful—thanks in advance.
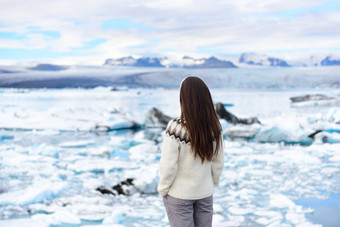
[103,54,340,68]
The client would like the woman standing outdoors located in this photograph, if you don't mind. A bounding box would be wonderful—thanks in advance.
[158,77,225,227]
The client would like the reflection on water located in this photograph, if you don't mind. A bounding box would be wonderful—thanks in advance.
[296,194,340,227]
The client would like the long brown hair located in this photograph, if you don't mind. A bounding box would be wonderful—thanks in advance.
[180,76,222,163]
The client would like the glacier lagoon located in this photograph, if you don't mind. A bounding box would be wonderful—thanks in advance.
[0,67,340,227]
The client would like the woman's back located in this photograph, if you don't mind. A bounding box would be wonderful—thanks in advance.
[158,118,223,200]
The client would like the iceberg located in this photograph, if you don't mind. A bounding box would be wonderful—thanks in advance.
[254,124,313,145]
[144,107,172,128]
[215,102,261,125]
[290,94,340,107]
[224,124,260,139]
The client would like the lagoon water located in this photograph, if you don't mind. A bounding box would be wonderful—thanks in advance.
[0,67,340,226]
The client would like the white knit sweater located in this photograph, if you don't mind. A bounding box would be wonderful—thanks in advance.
[157,118,224,200]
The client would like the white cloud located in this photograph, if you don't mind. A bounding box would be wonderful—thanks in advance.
[0,0,339,65]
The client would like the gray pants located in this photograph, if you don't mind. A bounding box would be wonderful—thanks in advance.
[163,195,213,227]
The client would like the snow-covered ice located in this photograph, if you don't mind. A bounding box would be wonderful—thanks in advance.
[0,86,340,226]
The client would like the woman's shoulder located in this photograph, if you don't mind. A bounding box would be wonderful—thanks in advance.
[165,117,182,135]
[166,117,180,127]
[165,117,190,144]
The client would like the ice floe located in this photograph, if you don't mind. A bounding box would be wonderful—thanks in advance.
[0,87,340,226]
[0,180,68,206]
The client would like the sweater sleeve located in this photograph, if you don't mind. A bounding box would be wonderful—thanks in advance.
[211,135,224,187]
[157,131,180,196]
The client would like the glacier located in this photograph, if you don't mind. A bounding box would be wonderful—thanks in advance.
[1,65,340,89]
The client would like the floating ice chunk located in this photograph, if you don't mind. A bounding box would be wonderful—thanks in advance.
[269,194,295,209]
[253,113,317,144]
[0,106,94,131]
[136,129,164,144]
[320,166,339,177]
[0,180,67,205]
[128,143,159,162]
[295,222,322,227]
[0,218,48,227]
[0,97,140,131]
[255,124,312,145]
[329,152,340,162]
[109,135,133,147]
[59,140,95,148]
[29,203,56,214]
[102,210,125,224]
[254,210,282,218]
[28,143,60,158]
[326,107,340,124]
[314,132,340,144]
[256,213,285,226]
[32,129,60,136]
[86,225,125,227]
[226,214,245,225]
[51,210,81,224]
[124,163,159,194]
[224,124,260,139]
[279,149,321,164]
[83,177,105,190]
[290,94,340,107]
[286,212,307,225]
[128,143,159,154]
[75,204,115,221]
[267,221,286,227]
[67,159,137,174]
[94,114,139,131]
[108,134,154,150]
[36,195,116,222]
[228,207,253,215]
[255,217,271,225]
[109,120,138,130]
[32,210,81,225]
[84,146,111,157]
[1,150,43,167]
[135,169,159,194]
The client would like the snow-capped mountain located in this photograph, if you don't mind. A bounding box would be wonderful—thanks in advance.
[29,64,69,71]
[180,56,237,68]
[239,53,290,67]
[77,54,340,69]
[321,56,340,66]
[104,56,165,67]
[104,56,237,68]
[289,55,340,67]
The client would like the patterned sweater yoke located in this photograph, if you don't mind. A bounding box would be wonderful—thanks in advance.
[165,118,190,144]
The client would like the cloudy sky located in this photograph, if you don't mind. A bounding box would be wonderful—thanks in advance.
[0,0,339,65]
